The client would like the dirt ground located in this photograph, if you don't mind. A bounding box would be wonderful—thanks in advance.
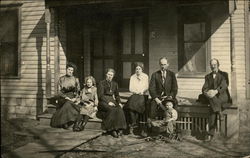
[1,118,40,154]
[61,134,250,158]
[1,118,250,158]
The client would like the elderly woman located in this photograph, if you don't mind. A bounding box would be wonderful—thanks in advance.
[125,63,149,136]
[78,76,98,130]
[96,68,127,138]
[50,63,83,131]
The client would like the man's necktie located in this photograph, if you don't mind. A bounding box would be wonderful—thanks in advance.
[162,70,166,84]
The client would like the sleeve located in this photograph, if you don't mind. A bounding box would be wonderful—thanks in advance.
[143,74,149,94]
[216,76,228,94]
[129,75,136,93]
[170,72,178,98]
[114,82,121,104]
[202,75,210,94]
[75,78,81,95]
[149,73,159,99]
[57,77,67,98]
[97,81,109,103]
[94,88,99,106]
[172,110,178,121]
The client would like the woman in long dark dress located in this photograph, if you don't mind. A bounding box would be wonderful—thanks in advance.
[96,68,127,138]
[50,63,83,131]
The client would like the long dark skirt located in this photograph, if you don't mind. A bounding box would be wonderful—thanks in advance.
[97,100,127,131]
[125,94,146,113]
[50,100,81,128]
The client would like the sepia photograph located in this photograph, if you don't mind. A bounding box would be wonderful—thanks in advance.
[0,0,250,157]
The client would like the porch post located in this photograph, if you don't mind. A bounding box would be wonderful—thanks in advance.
[229,0,237,105]
[45,7,51,98]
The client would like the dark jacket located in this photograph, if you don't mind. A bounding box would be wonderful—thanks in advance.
[149,70,178,100]
[202,70,229,104]
[97,80,121,104]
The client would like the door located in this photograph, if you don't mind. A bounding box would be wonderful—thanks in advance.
[66,10,85,86]
[119,11,149,89]
[90,14,119,83]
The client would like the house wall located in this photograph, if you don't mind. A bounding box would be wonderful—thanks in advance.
[0,0,56,119]
[56,1,248,101]
[1,0,248,122]
[148,2,232,99]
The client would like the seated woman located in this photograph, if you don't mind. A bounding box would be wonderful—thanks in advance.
[124,63,148,136]
[96,68,127,138]
[50,63,83,131]
[78,76,98,129]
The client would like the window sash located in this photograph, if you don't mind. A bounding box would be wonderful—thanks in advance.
[0,6,21,78]
[178,8,211,77]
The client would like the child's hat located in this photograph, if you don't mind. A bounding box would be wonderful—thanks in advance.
[162,96,175,106]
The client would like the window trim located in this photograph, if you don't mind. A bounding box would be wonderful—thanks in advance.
[0,5,21,79]
[177,6,211,78]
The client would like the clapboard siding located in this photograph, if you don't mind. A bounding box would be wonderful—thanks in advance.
[0,0,55,119]
[233,0,246,100]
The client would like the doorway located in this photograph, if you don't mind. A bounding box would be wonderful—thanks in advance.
[66,7,149,89]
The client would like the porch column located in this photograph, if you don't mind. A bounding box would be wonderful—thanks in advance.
[45,7,51,98]
[229,1,237,105]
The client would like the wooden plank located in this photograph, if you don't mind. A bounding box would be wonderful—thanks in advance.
[22,6,45,12]
[1,94,46,98]
[1,86,45,91]
[22,10,45,15]
[1,83,46,88]
[21,28,46,34]
[178,112,209,118]
[21,24,46,30]
[22,56,55,61]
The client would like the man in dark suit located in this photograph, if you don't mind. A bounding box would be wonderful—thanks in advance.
[149,57,178,119]
[202,58,230,141]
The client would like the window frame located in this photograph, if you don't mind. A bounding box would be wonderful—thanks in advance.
[0,4,21,79]
[177,6,211,78]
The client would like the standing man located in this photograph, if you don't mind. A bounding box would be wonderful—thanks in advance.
[149,57,178,119]
[202,58,229,141]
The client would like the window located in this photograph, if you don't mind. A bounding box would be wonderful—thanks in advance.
[0,6,20,78]
[178,6,211,77]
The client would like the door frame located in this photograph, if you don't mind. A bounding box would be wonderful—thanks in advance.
[117,9,149,89]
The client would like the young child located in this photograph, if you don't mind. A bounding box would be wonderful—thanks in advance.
[149,97,178,136]
[162,99,178,135]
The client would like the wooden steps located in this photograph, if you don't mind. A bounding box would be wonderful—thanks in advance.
[37,113,103,130]
[38,92,131,130]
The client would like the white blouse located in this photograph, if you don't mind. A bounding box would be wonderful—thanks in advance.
[129,73,149,95]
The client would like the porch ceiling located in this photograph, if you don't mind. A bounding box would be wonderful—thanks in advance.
[45,0,235,15]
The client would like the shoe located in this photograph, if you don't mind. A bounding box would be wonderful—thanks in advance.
[204,135,213,142]
[111,130,119,138]
[140,130,148,137]
[73,121,86,132]
[62,123,70,130]
[117,130,123,136]
[129,127,135,135]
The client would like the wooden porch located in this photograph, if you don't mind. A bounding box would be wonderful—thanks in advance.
[37,91,238,140]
